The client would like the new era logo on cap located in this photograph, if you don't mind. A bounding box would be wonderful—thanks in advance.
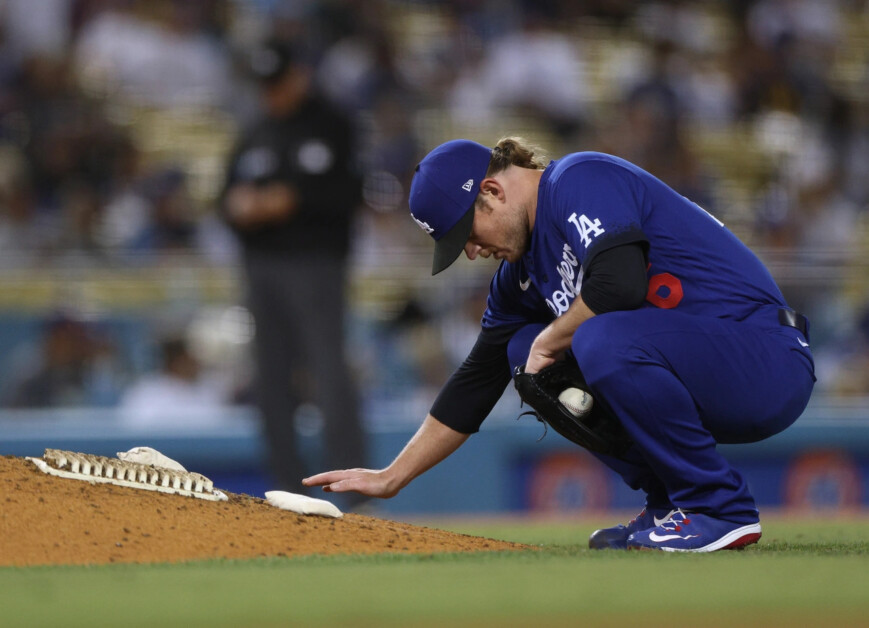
[409,140,492,275]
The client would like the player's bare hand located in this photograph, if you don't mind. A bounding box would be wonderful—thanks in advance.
[525,352,556,374]
[525,340,562,374]
[302,468,400,499]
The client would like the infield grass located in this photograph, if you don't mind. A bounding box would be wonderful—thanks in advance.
[2,514,867,628]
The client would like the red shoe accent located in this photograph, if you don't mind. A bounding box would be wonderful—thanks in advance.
[723,531,762,550]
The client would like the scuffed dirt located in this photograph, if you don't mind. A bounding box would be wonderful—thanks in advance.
[0,455,530,567]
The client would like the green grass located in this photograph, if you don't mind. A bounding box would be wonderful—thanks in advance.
[432,513,869,553]
[2,515,868,628]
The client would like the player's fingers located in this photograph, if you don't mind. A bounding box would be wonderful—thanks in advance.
[322,478,357,493]
[325,476,387,497]
[302,470,354,487]
[303,468,374,487]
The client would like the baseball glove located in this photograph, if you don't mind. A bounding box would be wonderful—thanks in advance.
[513,361,632,459]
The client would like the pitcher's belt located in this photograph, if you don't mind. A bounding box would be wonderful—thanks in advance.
[778,308,809,340]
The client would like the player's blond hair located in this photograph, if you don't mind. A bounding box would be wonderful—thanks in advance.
[486,137,548,175]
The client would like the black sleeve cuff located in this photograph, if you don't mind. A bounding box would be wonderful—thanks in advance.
[429,334,513,434]
[580,242,649,314]
[583,226,648,271]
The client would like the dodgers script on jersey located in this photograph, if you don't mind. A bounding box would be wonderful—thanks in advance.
[482,152,787,333]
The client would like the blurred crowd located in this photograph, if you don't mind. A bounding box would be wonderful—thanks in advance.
[0,0,868,415]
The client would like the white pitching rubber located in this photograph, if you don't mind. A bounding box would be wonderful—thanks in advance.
[265,490,343,518]
[27,448,227,502]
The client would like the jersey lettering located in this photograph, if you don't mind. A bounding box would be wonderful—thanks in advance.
[545,244,583,316]
[567,212,605,248]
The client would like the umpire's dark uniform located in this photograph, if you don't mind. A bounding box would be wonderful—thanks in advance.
[221,41,366,496]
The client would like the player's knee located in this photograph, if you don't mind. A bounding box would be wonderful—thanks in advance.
[572,313,636,380]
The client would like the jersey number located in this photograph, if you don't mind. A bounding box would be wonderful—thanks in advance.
[646,272,683,309]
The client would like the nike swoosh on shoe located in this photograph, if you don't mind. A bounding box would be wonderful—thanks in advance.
[648,531,699,542]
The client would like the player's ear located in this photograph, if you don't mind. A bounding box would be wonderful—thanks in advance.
[479,177,504,201]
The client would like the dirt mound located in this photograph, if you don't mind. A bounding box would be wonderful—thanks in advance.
[0,455,529,567]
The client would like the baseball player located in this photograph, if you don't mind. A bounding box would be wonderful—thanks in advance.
[304,137,816,552]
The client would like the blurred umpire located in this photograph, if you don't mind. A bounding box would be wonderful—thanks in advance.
[221,39,366,497]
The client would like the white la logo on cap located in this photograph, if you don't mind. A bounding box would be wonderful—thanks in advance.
[411,213,434,234]
[462,179,474,192]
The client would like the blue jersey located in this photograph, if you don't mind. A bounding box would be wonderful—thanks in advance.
[435,151,813,521]
[482,153,787,335]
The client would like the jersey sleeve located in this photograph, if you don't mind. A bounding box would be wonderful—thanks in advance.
[552,158,650,270]
[430,261,552,433]
[480,260,553,344]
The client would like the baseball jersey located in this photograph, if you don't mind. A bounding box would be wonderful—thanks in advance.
[482,152,787,336]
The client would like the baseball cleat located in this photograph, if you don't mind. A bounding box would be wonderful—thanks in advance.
[626,510,761,552]
[588,507,678,550]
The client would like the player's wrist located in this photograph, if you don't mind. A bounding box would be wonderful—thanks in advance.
[375,466,407,496]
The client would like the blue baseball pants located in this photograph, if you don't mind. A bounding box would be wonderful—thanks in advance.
[508,305,815,523]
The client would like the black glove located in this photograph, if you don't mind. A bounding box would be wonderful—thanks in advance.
[513,361,632,459]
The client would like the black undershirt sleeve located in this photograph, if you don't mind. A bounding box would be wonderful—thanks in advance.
[430,243,649,433]
[429,334,513,434]
[580,242,649,315]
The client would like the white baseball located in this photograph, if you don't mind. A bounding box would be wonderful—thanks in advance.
[558,387,593,417]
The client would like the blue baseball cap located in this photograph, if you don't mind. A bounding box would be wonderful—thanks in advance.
[408,139,492,275]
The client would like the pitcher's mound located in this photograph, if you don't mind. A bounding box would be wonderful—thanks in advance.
[0,455,530,567]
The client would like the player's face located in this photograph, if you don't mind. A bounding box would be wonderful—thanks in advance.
[464,196,530,264]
